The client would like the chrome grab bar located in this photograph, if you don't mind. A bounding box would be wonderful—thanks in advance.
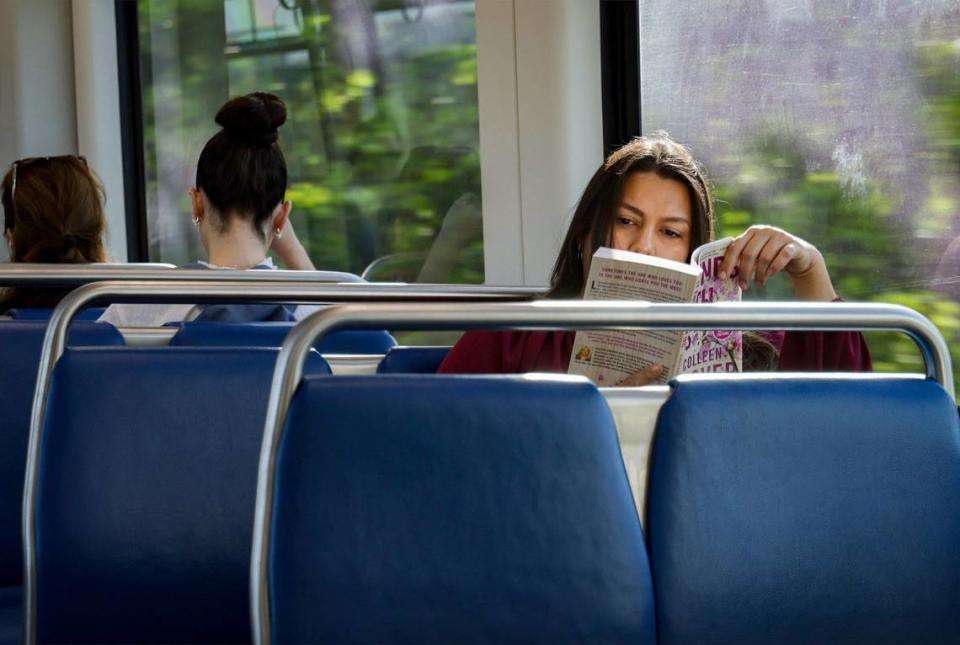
[0,263,549,295]
[0,263,357,286]
[19,279,540,643]
[20,285,954,644]
[248,299,954,645]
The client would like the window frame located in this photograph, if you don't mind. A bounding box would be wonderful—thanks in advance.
[599,0,642,153]
[115,0,150,262]
[116,0,609,285]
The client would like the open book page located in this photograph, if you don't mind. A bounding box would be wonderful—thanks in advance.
[568,248,699,386]
[679,237,743,374]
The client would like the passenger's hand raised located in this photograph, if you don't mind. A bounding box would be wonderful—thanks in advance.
[270,207,316,271]
[718,225,838,301]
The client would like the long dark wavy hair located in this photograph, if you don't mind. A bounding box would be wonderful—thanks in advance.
[548,133,778,368]
[548,132,715,298]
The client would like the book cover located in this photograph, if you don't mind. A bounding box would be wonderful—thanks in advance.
[680,238,743,375]
[568,239,741,386]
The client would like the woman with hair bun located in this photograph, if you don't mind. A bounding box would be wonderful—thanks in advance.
[101,91,316,326]
[191,91,312,274]
[0,155,108,312]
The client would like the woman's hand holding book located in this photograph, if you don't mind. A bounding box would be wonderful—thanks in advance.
[718,225,838,301]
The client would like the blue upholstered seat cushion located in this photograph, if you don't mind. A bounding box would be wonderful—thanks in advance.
[647,376,960,644]
[0,322,122,589]
[376,346,450,373]
[169,321,397,354]
[35,347,327,644]
[268,375,655,644]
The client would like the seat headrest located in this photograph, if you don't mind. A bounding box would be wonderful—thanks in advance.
[647,377,960,643]
[170,321,397,354]
[34,346,324,643]
[0,321,122,588]
[267,375,655,643]
[5,307,107,321]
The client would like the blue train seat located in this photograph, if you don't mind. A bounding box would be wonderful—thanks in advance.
[265,375,655,643]
[5,308,105,321]
[376,346,449,374]
[647,376,960,644]
[0,321,122,645]
[169,321,397,354]
[33,347,329,644]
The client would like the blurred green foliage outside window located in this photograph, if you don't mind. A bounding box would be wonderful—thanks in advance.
[641,1,960,393]
[138,0,483,283]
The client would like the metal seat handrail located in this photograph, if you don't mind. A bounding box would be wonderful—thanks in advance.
[247,299,954,644]
[0,263,357,286]
[0,264,548,297]
[0,267,544,305]
[19,278,540,643]
[21,286,953,644]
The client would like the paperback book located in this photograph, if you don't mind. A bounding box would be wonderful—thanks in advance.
[568,238,742,386]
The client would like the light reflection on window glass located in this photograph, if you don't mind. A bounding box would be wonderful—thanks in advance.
[225,0,304,44]
[640,1,960,391]
[139,0,483,284]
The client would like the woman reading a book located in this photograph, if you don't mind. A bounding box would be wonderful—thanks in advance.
[437,132,871,384]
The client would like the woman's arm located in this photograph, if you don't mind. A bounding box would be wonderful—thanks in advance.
[718,226,873,371]
[717,225,838,301]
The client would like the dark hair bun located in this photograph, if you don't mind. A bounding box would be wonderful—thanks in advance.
[215,92,287,147]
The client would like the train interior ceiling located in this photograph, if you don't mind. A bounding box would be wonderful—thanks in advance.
[0,1,959,644]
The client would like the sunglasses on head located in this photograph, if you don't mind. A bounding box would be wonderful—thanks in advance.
[6,155,88,229]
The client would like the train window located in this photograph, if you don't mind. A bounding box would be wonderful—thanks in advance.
[136,0,483,283]
[640,1,960,391]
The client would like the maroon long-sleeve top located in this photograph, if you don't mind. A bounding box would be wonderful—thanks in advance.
[437,329,872,375]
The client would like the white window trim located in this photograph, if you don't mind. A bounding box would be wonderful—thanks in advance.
[72,0,128,262]
[476,0,604,287]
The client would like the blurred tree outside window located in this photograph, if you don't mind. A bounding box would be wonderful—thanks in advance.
[138,0,483,284]
[640,0,960,393]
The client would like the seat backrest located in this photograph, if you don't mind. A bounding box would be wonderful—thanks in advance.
[170,321,397,354]
[376,346,450,374]
[647,376,960,644]
[266,375,655,644]
[5,308,105,321]
[34,346,328,644]
[0,321,123,588]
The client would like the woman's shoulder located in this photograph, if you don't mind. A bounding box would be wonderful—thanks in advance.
[451,329,571,355]
[439,330,574,374]
[435,331,497,373]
